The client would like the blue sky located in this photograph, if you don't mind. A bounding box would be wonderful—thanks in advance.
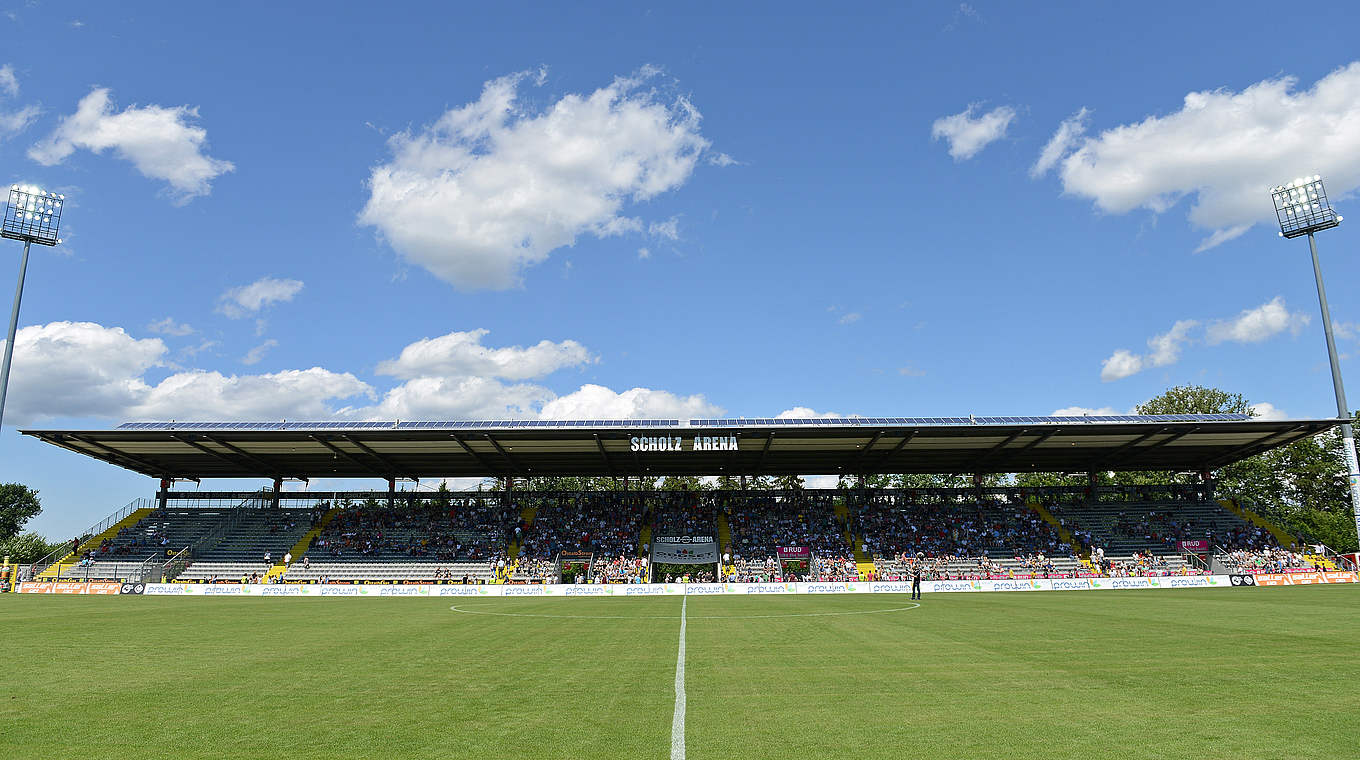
[5,1,1360,538]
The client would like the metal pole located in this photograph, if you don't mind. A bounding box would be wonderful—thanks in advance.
[1306,232,1360,546]
[0,239,32,432]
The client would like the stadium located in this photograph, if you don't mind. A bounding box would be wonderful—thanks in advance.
[6,413,1360,757]
[6,6,1360,759]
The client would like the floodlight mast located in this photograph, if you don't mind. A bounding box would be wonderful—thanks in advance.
[1271,175,1360,547]
[0,184,65,433]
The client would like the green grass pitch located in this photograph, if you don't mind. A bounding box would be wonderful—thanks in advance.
[2,587,1358,759]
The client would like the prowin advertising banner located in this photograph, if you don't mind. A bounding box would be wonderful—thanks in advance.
[651,538,719,564]
[16,574,1326,597]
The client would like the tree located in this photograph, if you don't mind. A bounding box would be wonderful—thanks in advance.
[0,484,41,541]
[1134,385,1252,416]
[713,474,743,490]
[773,474,804,491]
[1219,418,1357,551]
[1131,385,1357,551]
[897,473,977,489]
[432,481,452,509]
[0,532,63,563]
[658,475,705,491]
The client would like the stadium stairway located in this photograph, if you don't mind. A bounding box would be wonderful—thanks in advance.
[1219,499,1298,550]
[852,545,876,580]
[717,513,735,577]
[264,506,341,581]
[38,507,156,579]
[497,502,538,583]
[1305,554,1339,570]
[833,500,876,579]
[1028,498,1087,558]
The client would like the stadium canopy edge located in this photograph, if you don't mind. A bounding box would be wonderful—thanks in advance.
[20,414,1343,482]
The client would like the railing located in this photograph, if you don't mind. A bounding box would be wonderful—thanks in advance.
[161,546,192,582]
[1181,551,1210,574]
[1309,544,1357,572]
[28,497,156,577]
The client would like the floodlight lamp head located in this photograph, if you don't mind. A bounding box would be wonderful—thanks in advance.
[1272,174,1339,239]
[1,183,65,246]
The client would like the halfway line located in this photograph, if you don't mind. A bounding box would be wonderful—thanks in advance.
[671,595,687,760]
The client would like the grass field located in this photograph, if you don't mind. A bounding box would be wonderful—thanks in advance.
[3,586,1358,759]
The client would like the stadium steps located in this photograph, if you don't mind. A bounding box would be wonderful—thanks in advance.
[1305,554,1338,570]
[638,522,652,559]
[717,513,735,577]
[497,502,538,583]
[1219,498,1298,549]
[832,501,875,579]
[1028,499,1087,558]
[266,506,341,580]
[38,507,156,579]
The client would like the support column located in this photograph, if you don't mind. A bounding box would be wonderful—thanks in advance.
[386,477,396,509]
[157,478,171,511]
[1087,472,1099,505]
[271,477,282,509]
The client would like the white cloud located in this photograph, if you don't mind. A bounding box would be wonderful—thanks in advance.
[776,407,844,419]
[1051,63,1360,250]
[1206,296,1309,344]
[359,68,711,290]
[838,312,862,325]
[0,104,38,140]
[1031,107,1088,178]
[708,152,739,167]
[648,217,680,240]
[0,63,38,141]
[1100,298,1309,381]
[241,339,278,366]
[0,64,16,98]
[28,87,233,202]
[375,328,592,381]
[1051,405,1125,417]
[1249,401,1287,421]
[0,321,372,424]
[130,368,372,421]
[1147,319,1198,366]
[146,317,194,336]
[362,375,551,421]
[931,104,1016,160]
[637,247,651,260]
[898,365,926,377]
[539,384,722,420]
[216,277,304,319]
[357,330,717,422]
[1099,350,1145,382]
[5,321,718,427]
[1,321,165,421]
[1191,225,1251,254]
[1100,319,1197,382]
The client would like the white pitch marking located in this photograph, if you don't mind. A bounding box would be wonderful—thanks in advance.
[671,595,687,760]
[447,603,921,620]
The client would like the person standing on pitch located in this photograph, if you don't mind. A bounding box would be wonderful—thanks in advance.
[911,556,923,600]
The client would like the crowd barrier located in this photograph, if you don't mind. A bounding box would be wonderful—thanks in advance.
[12,572,1358,596]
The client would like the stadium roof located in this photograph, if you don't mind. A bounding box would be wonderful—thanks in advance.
[21,414,1342,482]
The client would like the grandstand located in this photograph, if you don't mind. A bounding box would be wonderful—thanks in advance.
[18,414,1357,583]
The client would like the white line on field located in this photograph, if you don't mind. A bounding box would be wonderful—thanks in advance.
[671,594,687,760]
